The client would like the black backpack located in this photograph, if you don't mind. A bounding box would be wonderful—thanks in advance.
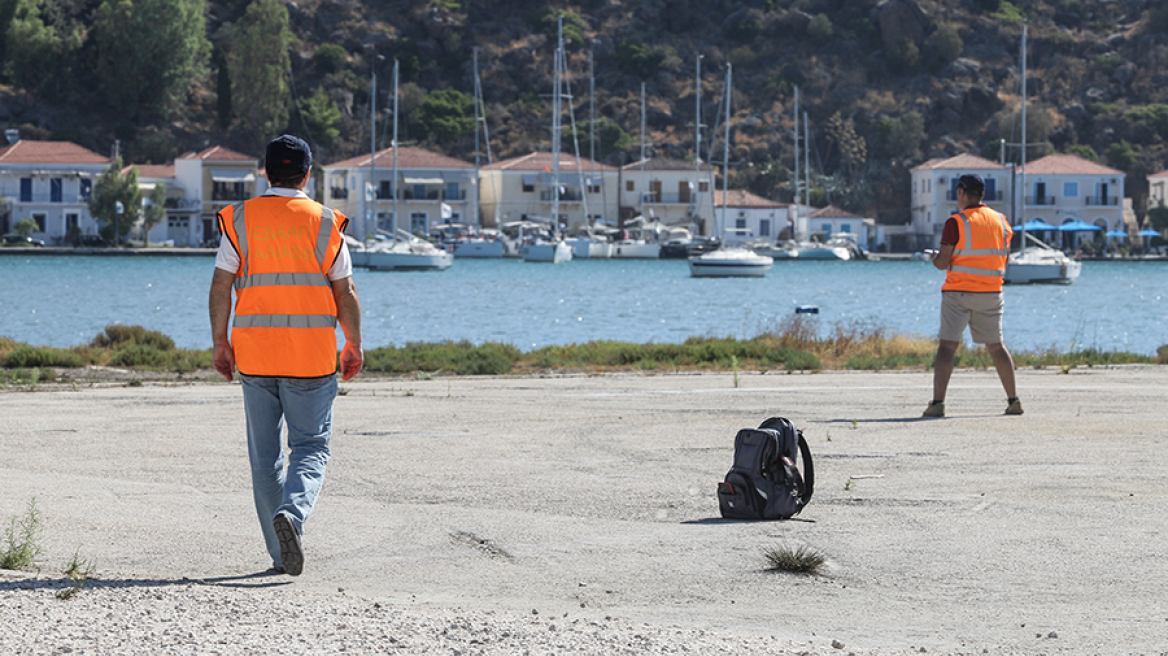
[717,417,814,520]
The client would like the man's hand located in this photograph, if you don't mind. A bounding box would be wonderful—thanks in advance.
[213,342,236,382]
[340,343,363,381]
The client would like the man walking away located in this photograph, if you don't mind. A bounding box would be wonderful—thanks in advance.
[924,173,1022,418]
[208,135,363,575]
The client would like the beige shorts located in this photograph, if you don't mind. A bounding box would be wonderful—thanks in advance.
[939,291,1004,344]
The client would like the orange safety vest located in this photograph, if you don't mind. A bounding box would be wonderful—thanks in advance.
[943,205,1013,293]
[218,196,348,377]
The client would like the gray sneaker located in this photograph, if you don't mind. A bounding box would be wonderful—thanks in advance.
[922,401,945,418]
[272,512,304,576]
[1005,398,1023,415]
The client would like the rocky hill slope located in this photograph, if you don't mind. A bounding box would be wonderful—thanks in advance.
[3,0,1166,222]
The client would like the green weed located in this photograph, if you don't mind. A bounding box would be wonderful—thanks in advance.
[1,498,44,571]
[56,548,95,600]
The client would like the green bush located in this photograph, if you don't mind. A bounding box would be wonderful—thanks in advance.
[111,344,171,368]
[90,325,175,351]
[1158,345,1168,365]
[785,350,821,372]
[846,354,882,370]
[3,345,85,368]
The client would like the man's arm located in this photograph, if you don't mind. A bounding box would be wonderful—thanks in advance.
[931,243,955,270]
[209,268,237,381]
[331,276,364,380]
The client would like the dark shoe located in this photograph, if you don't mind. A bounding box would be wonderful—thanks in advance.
[922,400,945,418]
[272,512,304,576]
[1005,398,1023,415]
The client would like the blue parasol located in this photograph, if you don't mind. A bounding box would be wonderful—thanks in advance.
[1020,218,1057,231]
[1058,220,1103,232]
[1137,228,1160,237]
[1105,230,1127,238]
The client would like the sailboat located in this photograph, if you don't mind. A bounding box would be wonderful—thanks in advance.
[689,63,773,278]
[1003,26,1079,285]
[360,60,453,272]
[522,18,573,264]
[453,48,506,259]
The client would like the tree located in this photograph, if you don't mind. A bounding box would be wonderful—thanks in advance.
[567,119,633,162]
[228,0,292,148]
[89,159,141,245]
[415,89,474,144]
[924,24,963,69]
[13,216,38,236]
[142,183,167,247]
[1147,206,1168,232]
[5,0,83,100]
[298,88,341,147]
[92,0,209,120]
[824,112,867,180]
[874,112,925,161]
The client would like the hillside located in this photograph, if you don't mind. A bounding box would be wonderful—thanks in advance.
[2,0,1167,223]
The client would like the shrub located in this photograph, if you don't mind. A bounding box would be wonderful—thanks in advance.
[785,350,821,372]
[1158,345,1168,365]
[90,325,175,351]
[3,345,85,368]
[924,24,963,67]
[312,43,348,73]
[111,344,171,368]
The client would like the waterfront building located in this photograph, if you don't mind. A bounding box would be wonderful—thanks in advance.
[909,153,1012,250]
[1148,168,1168,211]
[806,205,880,252]
[1023,154,1127,249]
[173,146,258,247]
[618,158,714,234]
[710,189,790,243]
[323,146,475,240]
[0,135,109,243]
[479,152,618,230]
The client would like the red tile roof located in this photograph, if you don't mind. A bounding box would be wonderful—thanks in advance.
[621,157,702,172]
[126,164,176,178]
[0,140,109,164]
[181,145,254,161]
[1148,169,1168,179]
[809,204,866,219]
[326,146,474,170]
[910,153,1008,172]
[484,151,617,172]
[1025,154,1122,176]
[712,189,786,208]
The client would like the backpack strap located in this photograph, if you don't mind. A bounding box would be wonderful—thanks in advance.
[797,430,814,507]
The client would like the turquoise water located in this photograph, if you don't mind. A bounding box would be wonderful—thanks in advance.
[2,254,1165,355]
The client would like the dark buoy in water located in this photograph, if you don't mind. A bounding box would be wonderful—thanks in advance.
[795,305,819,314]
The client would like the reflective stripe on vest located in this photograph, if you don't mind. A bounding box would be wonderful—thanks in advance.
[234,314,338,329]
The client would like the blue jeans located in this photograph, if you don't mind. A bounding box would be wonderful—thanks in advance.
[240,374,337,565]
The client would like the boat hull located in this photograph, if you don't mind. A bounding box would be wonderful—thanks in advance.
[612,242,660,259]
[453,240,505,258]
[521,242,573,263]
[1004,258,1082,284]
[365,251,454,271]
[688,248,774,278]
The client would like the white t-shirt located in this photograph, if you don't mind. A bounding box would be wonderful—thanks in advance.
[214,187,353,281]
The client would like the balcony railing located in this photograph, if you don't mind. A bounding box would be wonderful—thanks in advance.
[212,190,250,201]
[12,192,90,204]
[1026,195,1056,206]
[544,187,588,200]
[641,192,690,204]
[331,187,349,200]
[1084,195,1119,206]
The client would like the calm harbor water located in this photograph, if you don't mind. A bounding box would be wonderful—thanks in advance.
[2,254,1165,356]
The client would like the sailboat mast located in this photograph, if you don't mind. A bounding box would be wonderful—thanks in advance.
[551,17,562,232]
[793,86,800,209]
[473,48,481,230]
[721,64,731,238]
[368,69,376,238]
[391,59,399,236]
[640,82,646,219]
[1020,25,1027,227]
[804,111,810,208]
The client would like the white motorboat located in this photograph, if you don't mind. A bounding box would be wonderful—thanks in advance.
[363,230,453,271]
[689,246,773,277]
[452,233,506,258]
[1004,233,1080,284]
[792,240,852,260]
[565,235,613,259]
[611,239,660,259]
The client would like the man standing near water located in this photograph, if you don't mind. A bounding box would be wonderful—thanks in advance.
[208,135,363,575]
[924,173,1022,418]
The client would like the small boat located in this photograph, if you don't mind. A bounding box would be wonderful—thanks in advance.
[362,230,453,271]
[1004,233,1081,284]
[453,237,506,258]
[521,237,573,263]
[565,235,613,259]
[689,246,773,277]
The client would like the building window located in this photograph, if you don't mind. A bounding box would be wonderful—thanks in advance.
[50,178,62,203]
[699,181,709,192]
[33,213,46,232]
[760,219,770,237]
[80,179,92,200]
[65,213,78,233]
[377,212,394,232]
[213,181,246,201]
[588,183,601,193]
[379,180,392,200]
[522,180,534,192]
[410,212,427,234]
[841,223,851,234]
[445,182,460,200]
[20,178,32,202]
[1063,182,1078,198]
[822,223,832,235]
[626,180,635,191]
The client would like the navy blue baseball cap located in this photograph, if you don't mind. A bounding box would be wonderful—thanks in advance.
[265,135,312,178]
[956,173,985,195]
